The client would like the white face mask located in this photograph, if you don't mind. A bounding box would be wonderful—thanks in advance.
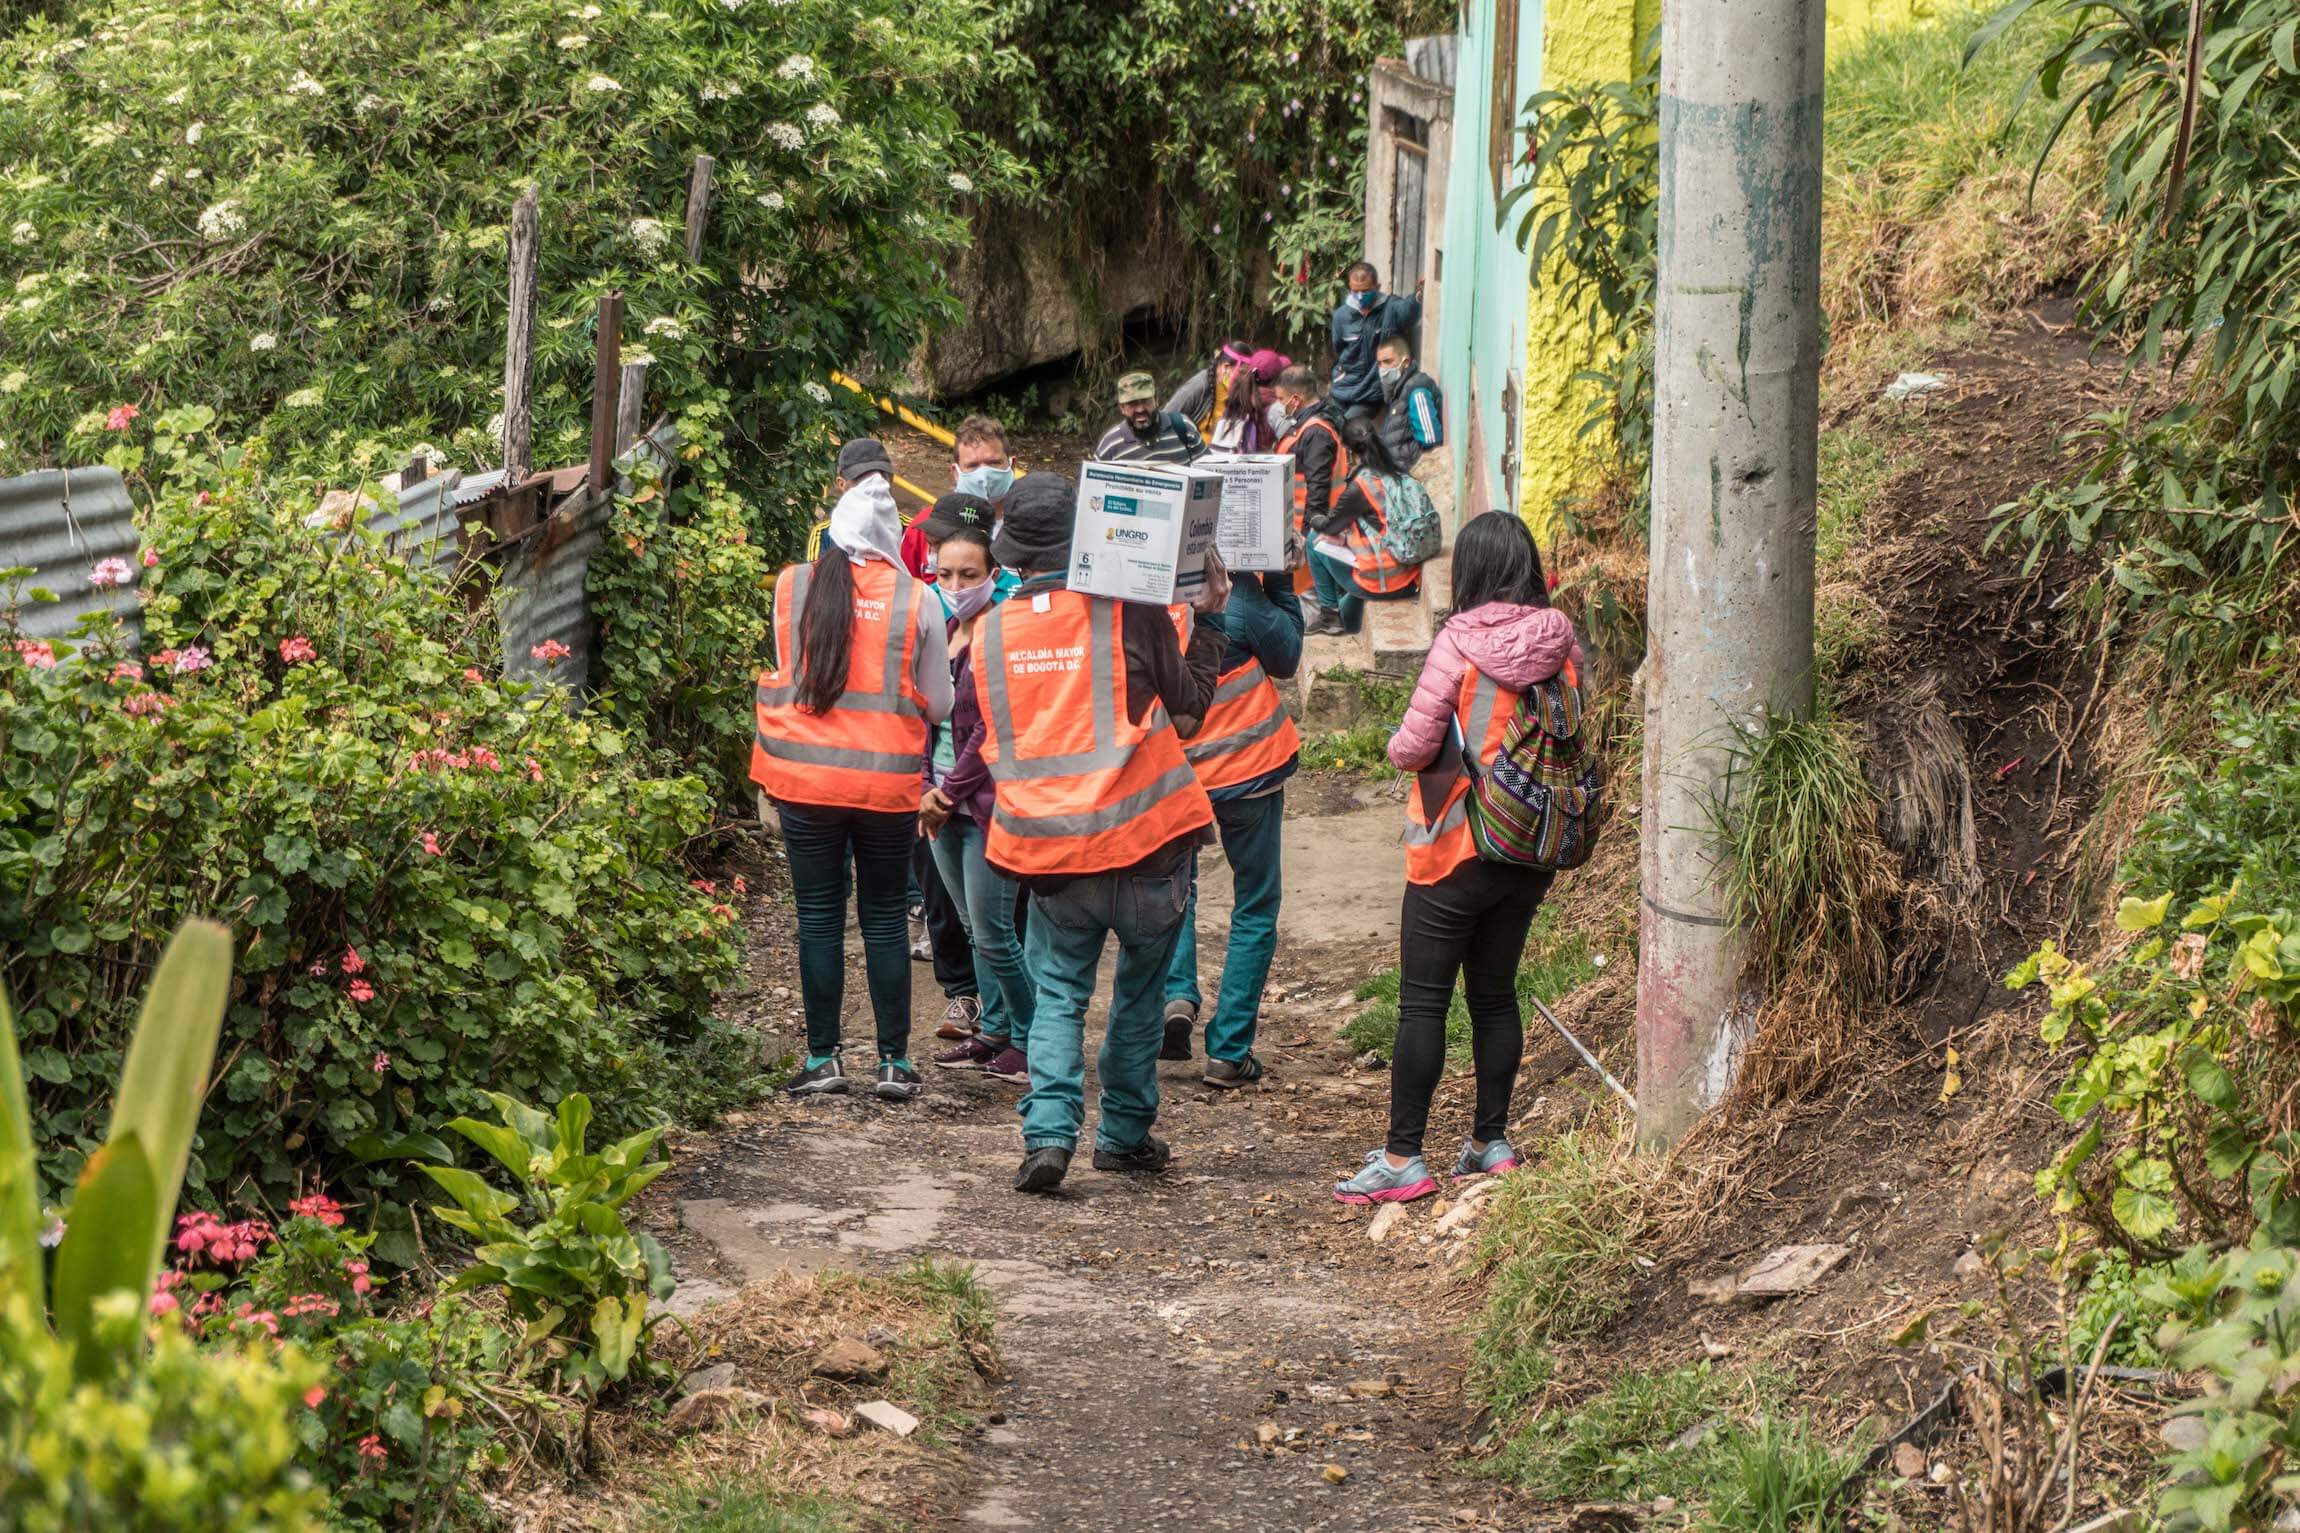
[1378,365,1403,390]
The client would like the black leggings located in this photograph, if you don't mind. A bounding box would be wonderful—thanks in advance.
[776,801,916,1061]
[1388,860,1555,1159]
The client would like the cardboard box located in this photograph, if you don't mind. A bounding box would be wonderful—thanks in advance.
[1067,461,1225,606]
[1198,452,1294,572]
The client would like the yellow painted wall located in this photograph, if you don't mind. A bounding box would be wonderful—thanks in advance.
[1515,0,1659,544]
[1513,0,1935,540]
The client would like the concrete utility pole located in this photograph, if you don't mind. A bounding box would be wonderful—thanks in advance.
[1635,0,1824,1147]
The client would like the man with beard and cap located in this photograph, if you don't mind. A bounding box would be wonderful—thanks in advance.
[1094,372,1207,467]
[972,473,1231,1193]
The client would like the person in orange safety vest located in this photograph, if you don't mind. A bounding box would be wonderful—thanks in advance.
[974,473,1233,1195]
[753,439,954,1104]
[1335,512,1581,1207]
[1157,543,1306,1091]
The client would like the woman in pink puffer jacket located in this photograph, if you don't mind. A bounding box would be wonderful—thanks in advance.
[1334,512,1583,1207]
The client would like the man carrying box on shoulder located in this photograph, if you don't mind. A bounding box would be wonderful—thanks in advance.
[975,474,1231,1195]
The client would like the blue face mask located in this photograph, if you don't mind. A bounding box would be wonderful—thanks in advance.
[1350,290,1380,313]
[955,464,1014,501]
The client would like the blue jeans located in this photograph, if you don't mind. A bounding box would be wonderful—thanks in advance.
[1310,546,1363,633]
[1019,859,1191,1154]
[929,815,1035,1048]
[1165,790,1286,1064]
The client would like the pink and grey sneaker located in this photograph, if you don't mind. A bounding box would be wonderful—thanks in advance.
[933,1036,999,1071]
[1453,1138,1520,1177]
[983,1046,1030,1085]
[1334,1151,1438,1205]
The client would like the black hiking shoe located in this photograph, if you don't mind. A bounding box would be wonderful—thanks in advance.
[1202,1053,1265,1090]
[787,1055,848,1096]
[874,1060,923,1102]
[1092,1136,1172,1175]
[1160,998,1197,1061]
[1013,1145,1072,1194]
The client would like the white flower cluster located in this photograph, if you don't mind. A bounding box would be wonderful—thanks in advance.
[700,80,741,101]
[946,172,973,194]
[805,101,839,129]
[557,33,589,47]
[776,53,814,80]
[250,332,277,351]
[628,217,672,256]
[9,222,32,247]
[283,387,323,408]
[287,71,324,96]
[196,199,244,241]
[802,380,831,403]
[644,315,682,338]
[585,73,621,93]
[766,121,803,151]
[185,121,204,145]
[757,190,786,211]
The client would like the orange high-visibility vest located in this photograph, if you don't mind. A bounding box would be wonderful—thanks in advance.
[975,588,1213,877]
[1277,414,1349,533]
[1404,663,1521,885]
[751,559,930,814]
[1184,653,1302,794]
[1343,472,1421,597]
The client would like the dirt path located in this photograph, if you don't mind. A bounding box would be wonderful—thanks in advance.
[668,780,1522,1531]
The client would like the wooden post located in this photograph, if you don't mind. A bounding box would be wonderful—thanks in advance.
[402,452,429,486]
[683,153,716,264]
[587,290,624,500]
[615,361,648,458]
[501,186,541,482]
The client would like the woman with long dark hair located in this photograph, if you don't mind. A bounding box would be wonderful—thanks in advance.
[1304,413,1426,636]
[1334,512,1582,1204]
[752,449,954,1101]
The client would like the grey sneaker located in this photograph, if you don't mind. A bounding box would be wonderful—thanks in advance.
[1160,999,1197,1061]
[1452,1137,1521,1177]
[1334,1151,1438,1205]
[787,1054,848,1096]
[1092,1136,1172,1175]
[874,1060,923,1102]
[1202,1053,1265,1090]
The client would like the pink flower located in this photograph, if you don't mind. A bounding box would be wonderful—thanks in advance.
[339,945,365,975]
[420,831,442,857]
[733,876,748,895]
[708,903,736,921]
[168,645,213,675]
[140,547,160,568]
[346,979,375,1004]
[284,1292,341,1319]
[105,403,140,431]
[303,1385,327,1409]
[110,660,144,683]
[149,1289,180,1316]
[358,1433,387,1463]
[372,1052,390,1075]
[307,960,329,977]
[121,691,175,717]
[88,557,133,588]
[288,1193,345,1228]
[464,666,484,684]
[524,757,544,783]
[345,1259,373,1296]
[691,878,718,895]
[11,639,56,669]
[278,634,317,664]
[530,638,571,663]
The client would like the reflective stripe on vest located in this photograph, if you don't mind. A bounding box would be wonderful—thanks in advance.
[750,559,929,813]
[1403,667,1516,885]
[975,589,1213,876]
[1183,655,1302,792]
[1278,415,1349,529]
[1344,472,1420,596]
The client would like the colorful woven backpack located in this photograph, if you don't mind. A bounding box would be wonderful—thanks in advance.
[1463,661,1604,871]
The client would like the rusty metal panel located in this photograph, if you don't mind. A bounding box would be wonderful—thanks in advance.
[365,469,511,576]
[0,466,144,651]
[494,421,679,699]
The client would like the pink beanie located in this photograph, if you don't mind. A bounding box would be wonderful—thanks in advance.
[1246,348,1290,384]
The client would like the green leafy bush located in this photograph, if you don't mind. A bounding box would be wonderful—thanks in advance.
[0,458,750,1228]
[2014,697,2300,1252]
[0,0,1017,499]
[0,1289,327,1531]
[2147,1239,2300,1532]
[418,1091,673,1395]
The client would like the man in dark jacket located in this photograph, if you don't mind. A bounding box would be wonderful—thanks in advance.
[1275,365,1344,540]
[1329,262,1422,417]
[1374,333,1443,472]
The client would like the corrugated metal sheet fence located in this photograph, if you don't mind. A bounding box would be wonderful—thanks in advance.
[0,467,144,651]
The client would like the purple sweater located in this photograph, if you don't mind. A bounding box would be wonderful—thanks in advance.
[1388,603,1583,772]
[940,646,997,827]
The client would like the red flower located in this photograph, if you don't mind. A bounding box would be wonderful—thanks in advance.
[339,946,365,975]
[420,830,443,856]
[524,757,544,783]
[105,403,141,431]
[530,638,572,663]
[733,876,749,895]
[110,660,144,683]
[303,1386,327,1409]
[288,1193,345,1228]
[149,1290,181,1317]
[11,639,56,669]
[463,666,484,683]
[278,634,317,664]
[691,878,718,895]
[346,979,375,1004]
[345,1259,373,1296]
[140,547,160,568]
[357,1433,387,1463]
[708,903,736,921]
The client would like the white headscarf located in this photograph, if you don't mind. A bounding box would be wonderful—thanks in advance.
[827,476,904,566]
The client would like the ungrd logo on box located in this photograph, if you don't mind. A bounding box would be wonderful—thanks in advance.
[1104,526,1153,545]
